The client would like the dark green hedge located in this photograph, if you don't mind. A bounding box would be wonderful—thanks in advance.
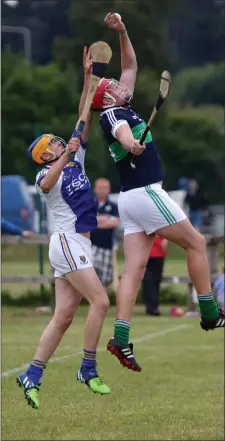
[1,286,188,308]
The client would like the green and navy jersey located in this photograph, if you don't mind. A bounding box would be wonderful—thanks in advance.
[100,106,164,191]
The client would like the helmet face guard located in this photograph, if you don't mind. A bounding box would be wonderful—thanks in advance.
[27,134,67,165]
[91,78,133,111]
[105,79,133,105]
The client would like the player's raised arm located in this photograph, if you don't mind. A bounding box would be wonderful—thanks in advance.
[104,12,137,94]
[77,46,93,143]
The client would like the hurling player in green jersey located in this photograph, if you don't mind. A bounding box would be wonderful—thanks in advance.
[91,12,224,373]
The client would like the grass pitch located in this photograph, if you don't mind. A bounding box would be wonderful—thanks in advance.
[1,306,224,440]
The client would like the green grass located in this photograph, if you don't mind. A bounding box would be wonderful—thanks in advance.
[1,306,224,440]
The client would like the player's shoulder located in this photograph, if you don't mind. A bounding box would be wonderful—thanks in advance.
[128,107,143,121]
[36,166,49,180]
[102,106,143,124]
[35,166,51,187]
[100,106,130,122]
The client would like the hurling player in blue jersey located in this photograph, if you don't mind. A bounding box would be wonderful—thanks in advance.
[16,48,110,409]
[91,12,225,372]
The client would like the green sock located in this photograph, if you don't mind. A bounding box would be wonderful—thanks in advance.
[114,319,131,344]
[198,292,219,320]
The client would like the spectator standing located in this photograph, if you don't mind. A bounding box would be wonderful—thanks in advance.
[184,179,207,230]
[91,178,120,291]
[142,235,168,316]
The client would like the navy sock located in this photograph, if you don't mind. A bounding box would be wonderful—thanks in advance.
[81,349,96,369]
[27,359,46,384]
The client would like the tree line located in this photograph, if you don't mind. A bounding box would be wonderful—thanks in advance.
[2,0,224,203]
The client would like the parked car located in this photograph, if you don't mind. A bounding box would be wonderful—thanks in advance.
[1,175,35,231]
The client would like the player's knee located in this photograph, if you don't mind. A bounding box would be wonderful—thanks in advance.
[138,265,146,282]
[190,232,206,253]
[127,262,146,282]
[97,294,110,314]
[196,233,207,253]
[91,289,110,313]
[54,310,74,330]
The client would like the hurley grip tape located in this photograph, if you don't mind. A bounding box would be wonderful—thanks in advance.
[92,62,108,78]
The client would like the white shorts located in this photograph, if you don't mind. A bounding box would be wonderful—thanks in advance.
[118,183,187,236]
[49,232,93,279]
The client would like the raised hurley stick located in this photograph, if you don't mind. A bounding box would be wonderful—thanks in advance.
[130,70,171,169]
[69,41,112,166]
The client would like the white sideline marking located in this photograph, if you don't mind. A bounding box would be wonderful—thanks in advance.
[1,324,191,378]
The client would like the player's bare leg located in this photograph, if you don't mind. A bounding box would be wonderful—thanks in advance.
[34,279,82,362]
[66,268,110,394]
[156,219,225,330]
[66,268,110,350]
[107,232,153,371]
[16,278,82,409]
[116,233,153,320]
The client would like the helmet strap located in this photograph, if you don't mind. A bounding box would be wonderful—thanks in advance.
[42,147,65,165]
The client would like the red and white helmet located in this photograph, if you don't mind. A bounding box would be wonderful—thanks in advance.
[91,78,133,111]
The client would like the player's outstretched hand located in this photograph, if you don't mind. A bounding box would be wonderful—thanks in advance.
[130,140,146,156]
[104,12,126,33]
[83,46,92,76]
[66,138,80,154]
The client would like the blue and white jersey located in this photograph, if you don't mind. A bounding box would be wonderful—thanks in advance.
[35,141,97,234]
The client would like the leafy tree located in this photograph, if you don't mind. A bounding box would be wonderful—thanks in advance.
[170,63,225,106]
[2,52,80,183]
[2,51,225,203]
[168,0,225,69]
[1,52,109,186]
[1,0,71,64]
[154,111,225,203]
[53,0,178,76]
